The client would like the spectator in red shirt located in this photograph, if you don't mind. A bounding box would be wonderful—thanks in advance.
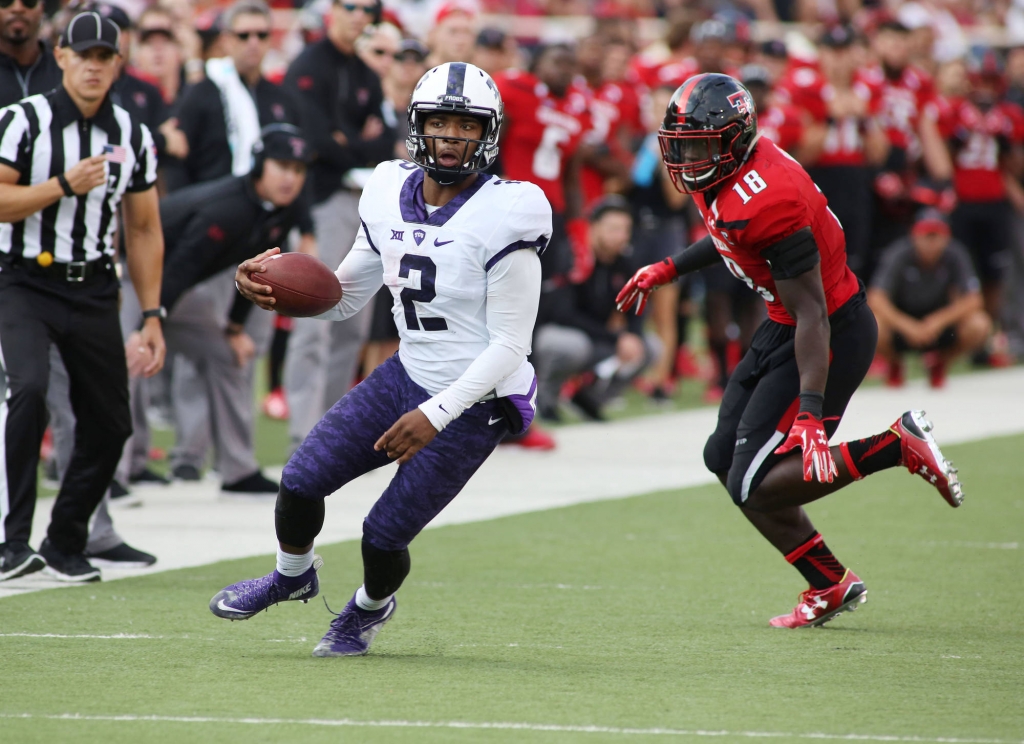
[865,19,954,260]
[781,25,889,278]
[939,46,1024,341]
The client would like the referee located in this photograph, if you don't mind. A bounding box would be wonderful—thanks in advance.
[0,11,165,583]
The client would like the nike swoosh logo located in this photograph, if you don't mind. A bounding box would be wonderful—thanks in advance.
[216,599,246,614]
[488,416,503,425]
[434,239,454,247]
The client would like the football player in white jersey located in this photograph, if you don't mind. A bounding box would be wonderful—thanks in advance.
[209,62,552,657]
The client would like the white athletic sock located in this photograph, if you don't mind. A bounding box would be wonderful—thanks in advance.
[276,547,314,577]
[355,584,392,611]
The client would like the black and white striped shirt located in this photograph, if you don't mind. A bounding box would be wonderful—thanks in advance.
[0,85,157,263]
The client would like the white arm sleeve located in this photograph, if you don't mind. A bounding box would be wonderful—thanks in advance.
[314,224,385,321]
[418,248,542,431]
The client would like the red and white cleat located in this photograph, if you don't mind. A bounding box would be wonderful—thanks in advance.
[262,388,289,421]
[769,570,867,629]
[892,410,963,507]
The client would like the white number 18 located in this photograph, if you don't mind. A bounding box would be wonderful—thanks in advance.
[732,170,767,204]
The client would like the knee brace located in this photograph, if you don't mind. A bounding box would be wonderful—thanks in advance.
[274,487,325,547]
[362,538,410,600]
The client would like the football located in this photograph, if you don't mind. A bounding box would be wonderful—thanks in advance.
[249,252,342,318]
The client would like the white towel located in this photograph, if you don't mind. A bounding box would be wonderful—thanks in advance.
[205,57,261,176]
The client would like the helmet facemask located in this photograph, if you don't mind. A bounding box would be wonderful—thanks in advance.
[659,123,743,194]
[406,104,499,186]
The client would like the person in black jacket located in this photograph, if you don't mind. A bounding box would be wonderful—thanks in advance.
[0,0,60,107]
[533,197,657,422]
[166,0,300,190]
[151,125,315,496]
[280,0,396,452]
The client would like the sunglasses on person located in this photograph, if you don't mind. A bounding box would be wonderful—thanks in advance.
[233,30,270,41]
[0,0,41,9]
[335,1,377,14]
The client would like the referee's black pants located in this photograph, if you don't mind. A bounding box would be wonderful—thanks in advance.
[0,273,131,554]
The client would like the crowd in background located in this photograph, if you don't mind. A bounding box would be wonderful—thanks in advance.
[4,0,1024,493]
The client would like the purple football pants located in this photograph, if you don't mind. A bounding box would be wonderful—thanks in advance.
[281,354,510,551]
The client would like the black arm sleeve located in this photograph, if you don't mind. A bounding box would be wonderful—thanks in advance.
[228,291,254,326]
[670,235,721,276]
[159,210,244,312]
[761,227,820,281]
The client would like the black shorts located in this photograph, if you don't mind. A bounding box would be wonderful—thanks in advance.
[368,286,398,342]
[893,325,957,353]
[703,288,878,506]
[951,200,1012,283]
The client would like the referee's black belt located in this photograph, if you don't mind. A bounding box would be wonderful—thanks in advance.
[2,254,114,283]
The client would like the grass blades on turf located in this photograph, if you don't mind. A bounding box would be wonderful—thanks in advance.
[3,434,1022,744]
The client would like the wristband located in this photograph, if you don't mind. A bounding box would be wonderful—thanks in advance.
[57,173,75,197]
[224,324,244,337]
[798,391,825,419]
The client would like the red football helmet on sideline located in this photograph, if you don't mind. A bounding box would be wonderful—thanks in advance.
[659,73,759,194]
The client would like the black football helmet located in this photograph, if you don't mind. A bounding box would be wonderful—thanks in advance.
[659,73,759,194]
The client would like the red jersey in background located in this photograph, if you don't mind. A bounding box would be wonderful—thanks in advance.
[861,64,938,158]
[778,66,882,167]
[494,69,591,214]
[757,104,805,155]
[938,97,1024,203]
[578,78,645,206]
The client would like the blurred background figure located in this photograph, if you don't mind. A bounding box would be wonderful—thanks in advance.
[869,209,990,388]
[282,0,396,452]
[939,45,1024,367]
[132,6,185,105]
[426,0,476,67]
[533,197,655,422]
[472,27,517,76]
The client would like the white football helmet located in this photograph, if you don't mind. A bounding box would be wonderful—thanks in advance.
[406,62,503,185]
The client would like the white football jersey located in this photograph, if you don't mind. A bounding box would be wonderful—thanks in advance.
[354,159,552,398]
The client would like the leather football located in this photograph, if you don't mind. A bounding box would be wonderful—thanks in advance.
[249,252,342,318]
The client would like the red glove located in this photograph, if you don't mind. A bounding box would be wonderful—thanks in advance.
[774,412,837,483]
[615,258,678,315]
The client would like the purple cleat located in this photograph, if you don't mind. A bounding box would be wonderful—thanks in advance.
[312,593,397,657]
[209,556,323,620]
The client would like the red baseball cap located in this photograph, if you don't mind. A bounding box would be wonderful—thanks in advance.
[911,207,951,236]
[434,0,476,25]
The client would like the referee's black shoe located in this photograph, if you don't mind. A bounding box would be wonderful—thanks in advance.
[0,542,46,581]
[85,542,157,568]
[38,539,101,582]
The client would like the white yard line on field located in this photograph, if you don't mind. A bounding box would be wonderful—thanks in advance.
[2,367,1023,601]
[0,712,1019,743]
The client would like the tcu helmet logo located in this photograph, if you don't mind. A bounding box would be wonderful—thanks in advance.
[728,90,754,117]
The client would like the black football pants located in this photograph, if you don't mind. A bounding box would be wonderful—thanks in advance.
[0,278,131,554]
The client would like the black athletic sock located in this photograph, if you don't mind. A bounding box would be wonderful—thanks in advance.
[840,427,902,479]
[785,532,847,590]
[268,326,290,391]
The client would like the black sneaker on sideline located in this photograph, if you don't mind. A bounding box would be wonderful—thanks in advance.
[172,464,201,482]
[85,542,157,568]
[0,542,46,581]
[38,539,101,582]
[129,467,170,486]
[109,479,143,508]
[221,471,279,497]
[571,387,607,422]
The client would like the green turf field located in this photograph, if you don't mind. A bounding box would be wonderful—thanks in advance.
[4,434,1022,744]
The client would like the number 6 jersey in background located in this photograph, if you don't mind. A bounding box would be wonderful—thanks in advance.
[317,159,552,401]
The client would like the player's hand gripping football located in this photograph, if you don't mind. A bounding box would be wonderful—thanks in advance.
[375,409,438,464]
[235,247,280,311]
[615,258,678,315]
[775,412,838,483]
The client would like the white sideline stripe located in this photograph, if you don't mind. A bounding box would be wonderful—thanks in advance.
[0,633,308,642]
[0,713,1017,743]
